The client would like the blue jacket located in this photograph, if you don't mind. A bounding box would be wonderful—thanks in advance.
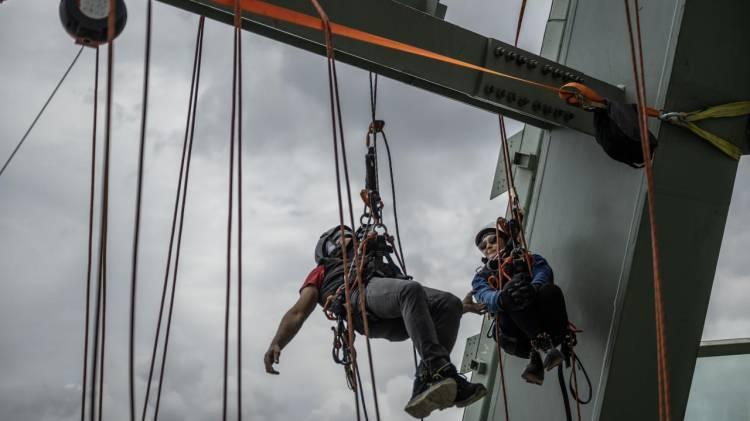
[471,254,553,313]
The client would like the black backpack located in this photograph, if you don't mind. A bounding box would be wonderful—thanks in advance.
[593,101,658,168]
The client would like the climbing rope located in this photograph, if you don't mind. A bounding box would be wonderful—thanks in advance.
[623,1,671,420]
[0,46,84,179]
[129,1,153,419]
[80,45,99,421]
[308,0,368,418]
[223,0,245,419]
[233,0,246,417]
[142,16,205,421]
[491,3,531,418]
[89,3,117,419]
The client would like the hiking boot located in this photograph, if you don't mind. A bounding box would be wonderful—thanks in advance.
[521,350,544,385]
[404,362,457,419]
[543,347,565,371]
[452,373,488,408]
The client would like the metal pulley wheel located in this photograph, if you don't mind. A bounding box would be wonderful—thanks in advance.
[59,0,127,46]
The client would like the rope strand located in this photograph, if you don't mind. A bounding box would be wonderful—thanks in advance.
[80,46,99,421]
[623,1,671,420]
[0,46,84,179]
[141,17,204,421]
[129,2,153,419]
[152,16,206,421]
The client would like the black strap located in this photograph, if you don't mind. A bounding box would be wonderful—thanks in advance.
[558,364,573,421]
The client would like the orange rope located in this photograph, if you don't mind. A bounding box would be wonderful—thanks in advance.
[623,2,671,420]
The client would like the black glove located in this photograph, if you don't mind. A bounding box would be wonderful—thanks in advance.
[502,277,537,310]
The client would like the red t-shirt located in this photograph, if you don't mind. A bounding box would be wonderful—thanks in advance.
[299,265,325,293]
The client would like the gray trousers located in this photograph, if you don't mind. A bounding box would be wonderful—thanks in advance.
[351,277,463,366]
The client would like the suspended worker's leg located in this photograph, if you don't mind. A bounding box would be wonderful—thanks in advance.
[536,283,570,341]
[361,277,450,365]
[496,310,545,385]
[356,277,486,418]
[423,286,463,353]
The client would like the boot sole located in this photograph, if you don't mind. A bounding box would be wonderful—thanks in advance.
[544,358,564,372]
[544,351,565,372]
[404,378,457,419]
[521,373,544,385]
[454,385,489,408]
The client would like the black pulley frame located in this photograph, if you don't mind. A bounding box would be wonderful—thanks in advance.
[59,0,128,46]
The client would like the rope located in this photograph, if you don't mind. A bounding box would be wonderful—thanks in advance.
[494,321,510,421]
[308,0,363,418]
[0,46,84,179]
[623,1,671,420]
[223,0,245,418]
[90,4,117,418]
[97,252,109,421]
[234,0,245,417]
[570,350,582,421]
[150,16,205,421]
[129,2,153,419]
[80,46,99,421]
[513,0,527,47]
[557,365,572,421]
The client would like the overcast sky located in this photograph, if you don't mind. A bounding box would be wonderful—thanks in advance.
[0,1,747,421]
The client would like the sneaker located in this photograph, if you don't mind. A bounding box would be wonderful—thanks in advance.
[543,347,565,372]
[404,362,457,419]
[521,350,544,385]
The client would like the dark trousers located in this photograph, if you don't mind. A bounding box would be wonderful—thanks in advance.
[497,283,569,358]
[351,277,463,367]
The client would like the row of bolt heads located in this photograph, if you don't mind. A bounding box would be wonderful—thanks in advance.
[495,47,585,84]
[484,84,575,122]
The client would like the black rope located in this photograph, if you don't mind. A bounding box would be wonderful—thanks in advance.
[223,1,244,418]
[569,353,592,405]
[141,16,203,421]
[235,8,245,421]
[315,12,364,419]
[80,46,99,421]
[90,6,117,417]
[0,46,84,179]
[152,17,205,421]
[129,2,153,419]
[558,365,573,421]
[97,253,108,421]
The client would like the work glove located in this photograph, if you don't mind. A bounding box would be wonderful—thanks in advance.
[502,276,537,310]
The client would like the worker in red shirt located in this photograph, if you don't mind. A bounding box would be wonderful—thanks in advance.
[263,225,487,418]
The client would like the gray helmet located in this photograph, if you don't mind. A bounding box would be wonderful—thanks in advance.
[474,218,512,250]
[315,225,354,264]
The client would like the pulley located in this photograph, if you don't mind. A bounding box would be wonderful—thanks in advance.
[59,0,127,47]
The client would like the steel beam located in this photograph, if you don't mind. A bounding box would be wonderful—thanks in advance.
[155,0,625,135]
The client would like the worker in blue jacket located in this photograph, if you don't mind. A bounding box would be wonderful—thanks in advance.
[471,218,570,385]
